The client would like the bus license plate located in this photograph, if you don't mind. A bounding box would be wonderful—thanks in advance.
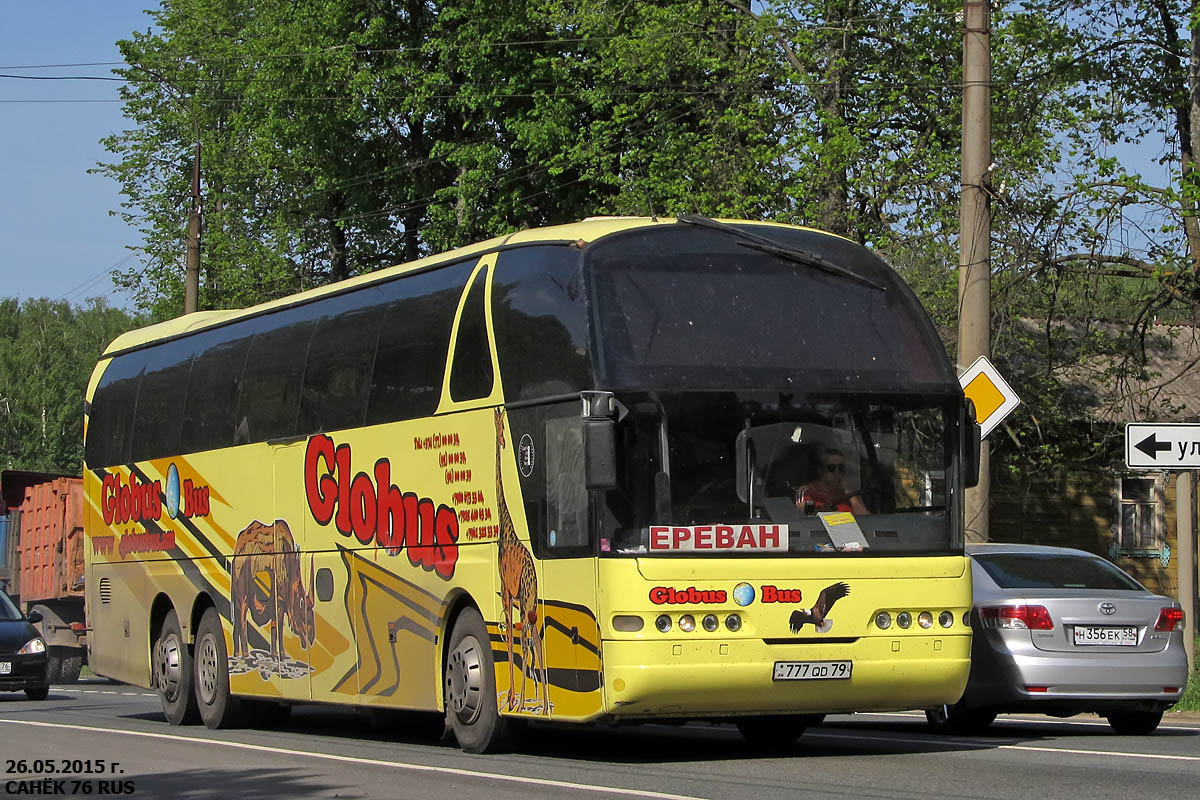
[773,660,852,681]
[1073,626,1137,646]
[0,661,10,675]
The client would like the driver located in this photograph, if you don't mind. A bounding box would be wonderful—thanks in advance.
[795,447,870,515]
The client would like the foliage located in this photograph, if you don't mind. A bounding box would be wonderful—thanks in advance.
[1173,636,1200,712]
[0,299,139,475]
[95,0,1200,488]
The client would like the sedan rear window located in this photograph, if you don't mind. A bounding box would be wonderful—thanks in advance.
[973,553,1144,591]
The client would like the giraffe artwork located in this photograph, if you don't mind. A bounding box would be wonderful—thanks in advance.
[493,406,549,714]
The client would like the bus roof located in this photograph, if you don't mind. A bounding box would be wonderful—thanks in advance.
[101,217,843,356]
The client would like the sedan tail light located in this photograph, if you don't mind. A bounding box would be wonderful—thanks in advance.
[1154,607,1184,632]
[980,604,1054,630]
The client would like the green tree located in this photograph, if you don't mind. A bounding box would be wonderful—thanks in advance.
[0,299,139,474]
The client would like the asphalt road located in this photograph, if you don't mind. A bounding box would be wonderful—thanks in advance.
[1,681,1198,800]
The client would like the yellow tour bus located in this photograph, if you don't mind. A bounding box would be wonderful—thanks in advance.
[83,216,979,753]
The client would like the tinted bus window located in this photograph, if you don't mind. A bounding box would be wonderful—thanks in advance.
[449,265,495,402]
[586,226,955,394]
[492,246,592,401]
[367,262,472,425]
[299,288,389,435]
[180,328,251,454]
[85,352,145,467]
[234,308,317,443]
[135,337,195,460]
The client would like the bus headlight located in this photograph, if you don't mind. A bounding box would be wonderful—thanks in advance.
[678,614,696,633]
[874,612,892,629]
[725,614,742,632]
[939,611,955,628]
[897,612,912,629]
[702,614,719,632]
[655,615,672,633]
[612,615,644,632]
[918,611,934,629]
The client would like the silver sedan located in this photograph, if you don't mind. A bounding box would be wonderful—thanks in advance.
[927,543,1188,734]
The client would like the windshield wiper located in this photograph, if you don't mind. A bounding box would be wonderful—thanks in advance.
[677,215,886,291]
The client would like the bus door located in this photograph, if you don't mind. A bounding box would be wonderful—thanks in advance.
[269,440,314,703]
[507,402,602,720]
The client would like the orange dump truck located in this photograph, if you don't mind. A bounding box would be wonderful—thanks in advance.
[0,470,87,683]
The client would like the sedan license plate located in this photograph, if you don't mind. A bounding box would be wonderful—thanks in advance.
[1073,625,1137,646]
[773,660,852,681]
[0,661,10,675]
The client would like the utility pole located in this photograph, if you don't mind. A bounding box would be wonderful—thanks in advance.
[1179,471,1196,676]
[959,0,992,543]
[184,142,201,315]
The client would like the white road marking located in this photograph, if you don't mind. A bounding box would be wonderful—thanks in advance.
[845,711,1200,732]
[0,719,704,800]
[808,730,1200,762]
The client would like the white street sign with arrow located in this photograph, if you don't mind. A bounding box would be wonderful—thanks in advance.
[1125,423,1200,469]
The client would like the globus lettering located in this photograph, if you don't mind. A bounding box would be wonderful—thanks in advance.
[649,586,729,605]
[101,473,161,525]
[304,433,460,579]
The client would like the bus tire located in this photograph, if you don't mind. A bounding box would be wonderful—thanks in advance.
[735,715,807,749]
[194,608,245,729]
[445,608,516,754]
[153,609,199,725]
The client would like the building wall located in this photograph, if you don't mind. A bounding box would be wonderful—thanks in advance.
[988,468,1194,599]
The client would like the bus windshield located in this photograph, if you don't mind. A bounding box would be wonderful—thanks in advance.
[602,390,960,557]
[586,223,957,395]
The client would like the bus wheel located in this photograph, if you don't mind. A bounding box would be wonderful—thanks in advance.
[153,609,199,725]
[445,608,515,754]
[194,608,245,729]
[735,715,807,749]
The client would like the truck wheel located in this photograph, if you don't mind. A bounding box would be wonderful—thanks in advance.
[45,647,63,685]
[59,652,83,684]
[153,609,199,725]
[444,608,516,753]
[194,608,245,729]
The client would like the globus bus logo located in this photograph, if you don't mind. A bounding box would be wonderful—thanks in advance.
[100,467,211,526]
[304,434,460,579]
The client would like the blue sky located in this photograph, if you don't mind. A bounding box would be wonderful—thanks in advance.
[1,2,155,308]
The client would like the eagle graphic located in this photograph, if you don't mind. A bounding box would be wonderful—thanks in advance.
[789,582,850,634]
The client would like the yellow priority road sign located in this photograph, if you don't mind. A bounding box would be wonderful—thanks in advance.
[958,355,1020,438]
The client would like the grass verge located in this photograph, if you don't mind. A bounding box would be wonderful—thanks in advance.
[1172,636,1200,712]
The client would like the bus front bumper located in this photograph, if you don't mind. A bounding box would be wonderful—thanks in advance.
[601,634,970,719]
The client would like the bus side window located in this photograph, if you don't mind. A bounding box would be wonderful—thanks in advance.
[180,331,251,455]
[449,264,495,402]
[235,310,316,443]
[366,262,470,426]
[544,409,589,553]
[85,352,145,468]
[298,292,387,435]
[135,338,194,461]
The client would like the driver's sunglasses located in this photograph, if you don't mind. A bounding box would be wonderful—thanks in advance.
[823,463,846,474]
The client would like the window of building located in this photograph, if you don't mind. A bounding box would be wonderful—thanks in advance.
[1115,475,1163,553]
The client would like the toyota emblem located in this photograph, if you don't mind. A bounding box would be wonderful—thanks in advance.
[1099,602,1117,615]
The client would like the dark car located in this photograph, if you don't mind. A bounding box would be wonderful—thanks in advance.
[926,544,1187,735]
[0,588,50,700]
